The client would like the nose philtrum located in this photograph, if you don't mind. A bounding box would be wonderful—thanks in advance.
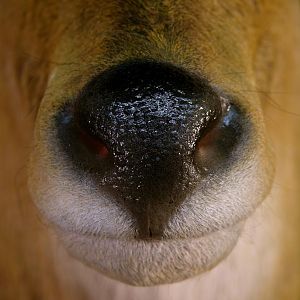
[72,60,223,238]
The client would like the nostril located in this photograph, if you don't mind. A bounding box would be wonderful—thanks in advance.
[55,103,112,173]
[78,128,109,159]
[194,100,245,172]
[194,97,229,156]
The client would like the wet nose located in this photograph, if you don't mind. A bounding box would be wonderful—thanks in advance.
[56,60,243,238]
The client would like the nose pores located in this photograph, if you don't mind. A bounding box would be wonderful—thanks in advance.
[55,60,244,238]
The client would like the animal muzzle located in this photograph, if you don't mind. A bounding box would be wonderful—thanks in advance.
[55,60,245,239]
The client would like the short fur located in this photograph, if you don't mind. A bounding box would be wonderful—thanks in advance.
[0,1,300,299]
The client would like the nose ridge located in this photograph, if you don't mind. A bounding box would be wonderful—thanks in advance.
[73,60,223,238]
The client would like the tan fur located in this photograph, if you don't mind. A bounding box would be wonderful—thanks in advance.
[0,1,300,299]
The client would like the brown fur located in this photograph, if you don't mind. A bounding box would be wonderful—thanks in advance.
[1,1,300,299]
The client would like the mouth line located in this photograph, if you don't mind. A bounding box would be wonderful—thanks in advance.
[54,219,245,243]
[57,214,244,286]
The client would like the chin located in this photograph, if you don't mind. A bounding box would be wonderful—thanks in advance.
[57,222,243,286]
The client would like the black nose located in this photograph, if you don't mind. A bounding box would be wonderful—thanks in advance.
[56,60,245,239]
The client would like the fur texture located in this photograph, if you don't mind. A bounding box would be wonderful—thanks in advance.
[0,0,300,299]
